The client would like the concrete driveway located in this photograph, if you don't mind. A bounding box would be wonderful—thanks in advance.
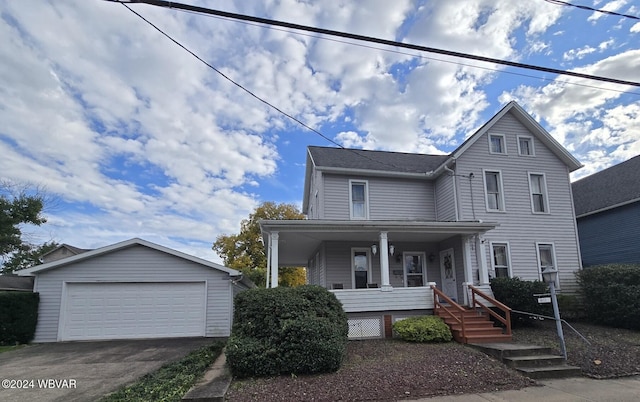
[0,337,217,402]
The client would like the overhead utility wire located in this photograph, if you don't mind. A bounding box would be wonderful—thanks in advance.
[543,0,640,21]
[122,0,640,88]
[113,1,409,171]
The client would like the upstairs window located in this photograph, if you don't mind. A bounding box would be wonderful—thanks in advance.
[349,180,368,219]
[484,170,505,211]
[518,136,535,156]
[489,134,506,154]
[529,173,549,213]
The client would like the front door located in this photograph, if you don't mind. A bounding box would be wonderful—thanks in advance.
[440,248,457,301]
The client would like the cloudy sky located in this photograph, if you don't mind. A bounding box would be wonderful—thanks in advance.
[1,0,639,262]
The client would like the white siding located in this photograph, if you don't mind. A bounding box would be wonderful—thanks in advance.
[454,112,582,293]
[322,174,435,220]
[435,173,457,221]
[331,285,436,312]
[32,245,233,342]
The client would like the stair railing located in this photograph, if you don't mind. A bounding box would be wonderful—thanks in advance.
[468,285,512,336]
[431,285,467,341]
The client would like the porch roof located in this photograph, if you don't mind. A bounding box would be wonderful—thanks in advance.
[259,219,498,266]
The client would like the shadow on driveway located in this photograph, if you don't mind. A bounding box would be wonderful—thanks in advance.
[0,337,218,402]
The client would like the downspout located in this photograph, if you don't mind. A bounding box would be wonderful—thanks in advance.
[443,164,459,221]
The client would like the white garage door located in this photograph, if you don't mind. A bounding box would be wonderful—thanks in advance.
[60,282,206,341]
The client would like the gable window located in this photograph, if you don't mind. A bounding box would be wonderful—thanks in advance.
[537,243,559,287]
[349,180,368,219]
[518,136,535,156]
[489,134,506,154]
[529,173,548,213]
[491,243,510,278]
[483,170,505,211]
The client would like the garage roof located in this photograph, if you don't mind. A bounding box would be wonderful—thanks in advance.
[17,238,242,277]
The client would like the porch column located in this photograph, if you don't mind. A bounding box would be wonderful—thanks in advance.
[462,236,474,305]
[270,232,279,288]
[379,232,392,290]
[476,235,490,284]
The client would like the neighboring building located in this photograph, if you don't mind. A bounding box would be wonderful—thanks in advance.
[0,275,34,291]
[572,155,640,267]
[17,238,253,342]
[41,244,92,263]
[260,101,583,338]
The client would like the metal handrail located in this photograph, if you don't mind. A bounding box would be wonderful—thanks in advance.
[468,285,512,336]
[431,285,467,341]
[510,309,591,346]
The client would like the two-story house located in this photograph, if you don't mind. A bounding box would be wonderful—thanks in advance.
[260,101,583,339]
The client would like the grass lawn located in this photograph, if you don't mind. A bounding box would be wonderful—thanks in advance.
[101,340,225,402]
[0,344,25,354]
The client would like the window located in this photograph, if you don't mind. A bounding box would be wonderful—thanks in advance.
[349,180,368,219]
[491,243,510,278]
[489,134,506,154]
[484,170,505,211]
[529,173,548,213]
[352,249,371,289]
[518,136,534,156]
[537,243,559,287]
[403,253,426,287]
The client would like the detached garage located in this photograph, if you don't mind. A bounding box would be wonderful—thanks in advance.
[18,238,253,342]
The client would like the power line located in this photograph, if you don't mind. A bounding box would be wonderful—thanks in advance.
[544,0,640,21]
[113,1,410,171]
[120,0,640,88]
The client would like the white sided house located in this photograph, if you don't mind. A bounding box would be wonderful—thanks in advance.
[260,101,583,341]
[18,238,253,342]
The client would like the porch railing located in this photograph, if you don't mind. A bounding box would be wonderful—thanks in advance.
[468,285,512,336]
[431,285,468,341]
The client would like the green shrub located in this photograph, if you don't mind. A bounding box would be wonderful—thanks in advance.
[577,264,640,329]
[490,277,552,326]
[0,292,39,345]
[226,285,348,378]
[392,316,452,343]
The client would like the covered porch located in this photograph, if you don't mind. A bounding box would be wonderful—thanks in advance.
[259,220,498,310]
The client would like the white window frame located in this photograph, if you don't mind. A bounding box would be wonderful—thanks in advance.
[488,134,507,155]
[351,247,373,289]
[528,172,550,214]
[490,241,512,279]
[349,180,369,220]
[482,169,506,212]
[402,252,427,287]
[536,242,559,288]
[517,135,535,156]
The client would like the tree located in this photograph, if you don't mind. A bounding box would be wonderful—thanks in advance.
[213,202,306,287]
[2,241,59,273]
[1,182,50,272]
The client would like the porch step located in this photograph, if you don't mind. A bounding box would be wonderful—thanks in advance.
[468,342,581,379]
[435,307,512,344]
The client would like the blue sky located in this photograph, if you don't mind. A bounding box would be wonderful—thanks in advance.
[1,0,639,261]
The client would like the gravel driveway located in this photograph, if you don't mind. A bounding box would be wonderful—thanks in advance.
[0,337,215,402]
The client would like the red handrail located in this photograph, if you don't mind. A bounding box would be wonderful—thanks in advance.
[431,285,467,341]
[468,285,512,336]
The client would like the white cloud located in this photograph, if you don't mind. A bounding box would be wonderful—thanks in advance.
[563,45,597,61]
[588,0,628,22]
[631,22,640,32]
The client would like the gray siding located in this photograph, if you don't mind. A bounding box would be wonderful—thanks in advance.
[33,245,233,342]
[577,202,640,266]
[454,112,582,292]
[322,174,435,220]
[435,173,457,221]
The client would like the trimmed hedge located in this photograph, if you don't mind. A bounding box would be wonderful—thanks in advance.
[577,264,640,329]
[0,291,39,345]
[226,285,348,378]
[490,277,552,326]
[392,316,452,343]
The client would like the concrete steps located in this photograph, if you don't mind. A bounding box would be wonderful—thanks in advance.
[469,342,582,379]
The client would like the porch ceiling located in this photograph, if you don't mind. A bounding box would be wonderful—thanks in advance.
[260,220,498,266]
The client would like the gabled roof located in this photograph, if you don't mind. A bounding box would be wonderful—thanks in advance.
[572,155,640,217]
[41,243,92,259]
[451,101,582,172]
[17,238,242,277]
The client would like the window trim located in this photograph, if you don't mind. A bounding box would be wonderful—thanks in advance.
[536,242,560,288]
[490,241,512,279]
[351,247,373,289]
[517,135,535,156]
[349,179,369,220]
[528,172,550,214]
[482,169,506,212]
[488,134,507,155]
